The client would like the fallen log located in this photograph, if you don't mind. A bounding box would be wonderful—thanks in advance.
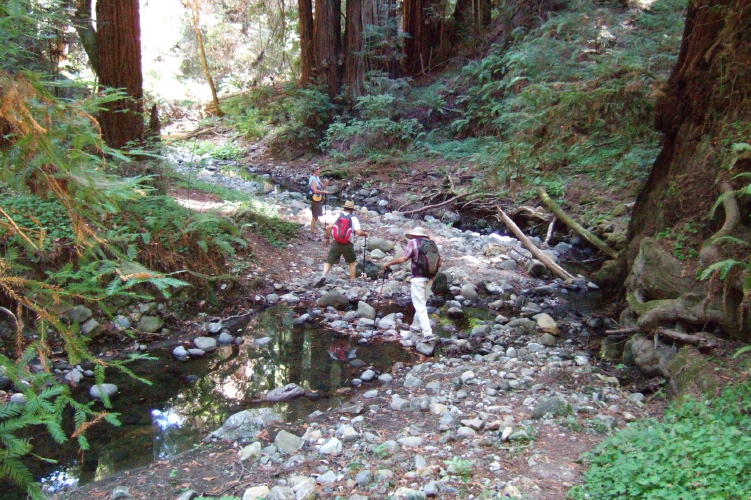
[496,206,575,282]
[401,193,472,216]
[537,187,618,259]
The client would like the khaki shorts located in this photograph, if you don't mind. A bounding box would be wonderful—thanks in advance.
[326,241,356,264]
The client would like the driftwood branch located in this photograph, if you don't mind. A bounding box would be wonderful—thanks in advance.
[401,193,473,216]
[537,188,618,259]
[655,328,718,349]
[496,206,575,282]
[604,326,717,350]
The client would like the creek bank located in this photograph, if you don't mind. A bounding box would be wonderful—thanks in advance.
[49,157,667,500]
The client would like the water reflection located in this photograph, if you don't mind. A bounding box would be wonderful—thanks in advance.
[33,304,409,495]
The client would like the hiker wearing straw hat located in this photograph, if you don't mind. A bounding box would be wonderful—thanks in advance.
[308,164,330,240]
[315,200,368,286]
[382,226,441,342]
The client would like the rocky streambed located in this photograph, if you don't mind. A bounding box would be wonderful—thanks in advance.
[48,155,663,500]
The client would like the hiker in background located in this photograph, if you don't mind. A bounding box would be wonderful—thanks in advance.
[308,164,329,240]
[382,227,441,342]
[315,200,368,286]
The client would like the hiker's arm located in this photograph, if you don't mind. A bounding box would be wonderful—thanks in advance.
[355,229,368,238]
[310,178,329,194]
[383,254,409,268]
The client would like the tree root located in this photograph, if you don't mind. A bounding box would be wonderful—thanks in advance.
[699,179,740,267]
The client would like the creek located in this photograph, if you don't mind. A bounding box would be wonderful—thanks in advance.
[33,305,412,496]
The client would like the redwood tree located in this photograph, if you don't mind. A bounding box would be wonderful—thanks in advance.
[313,0,342,97]
[621,0,751,337]
[402,0,447,75]
[298,0,315,86]
[95,0,144,148]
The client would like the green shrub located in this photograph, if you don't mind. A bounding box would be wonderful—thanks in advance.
[569,383,751,499]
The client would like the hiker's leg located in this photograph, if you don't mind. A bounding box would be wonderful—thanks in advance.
[322,263,332,276]
[343,243,357,279]
[410,278,431,335]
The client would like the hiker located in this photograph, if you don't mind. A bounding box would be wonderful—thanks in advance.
[382,227,441,342]
[308,164,330,239]
[316,200,368,285]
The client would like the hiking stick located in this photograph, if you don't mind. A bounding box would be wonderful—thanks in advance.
[322,193,327,237]
[371,268,389,337]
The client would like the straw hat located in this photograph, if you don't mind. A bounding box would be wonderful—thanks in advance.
[343,200,356,210]
[405,227,429,239]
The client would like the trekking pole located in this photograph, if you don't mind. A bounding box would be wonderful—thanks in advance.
[361,236,368,277]
[370,268,389,338]
[322,193,327,238]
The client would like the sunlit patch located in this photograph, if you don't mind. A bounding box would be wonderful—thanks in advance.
[40,464,80,494]
[152,408,185,429]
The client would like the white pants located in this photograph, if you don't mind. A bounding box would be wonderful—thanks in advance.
[410,277,433,335]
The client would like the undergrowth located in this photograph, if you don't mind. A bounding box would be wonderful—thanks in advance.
[570,381,751,499]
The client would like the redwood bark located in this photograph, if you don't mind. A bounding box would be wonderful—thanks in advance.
[298,0,315,86]
[402,0,444,75]
[343,0,365,99]
[95,0,144,148]
[313,0,342,97]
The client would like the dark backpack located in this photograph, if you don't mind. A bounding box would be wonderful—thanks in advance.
[331,214,353,244]
[416,238,441,278]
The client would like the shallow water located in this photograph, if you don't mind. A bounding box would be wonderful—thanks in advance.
[31,305,411,495]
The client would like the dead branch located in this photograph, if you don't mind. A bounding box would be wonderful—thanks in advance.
[401,193,473,216]
[605,326,640,335]
[655,327,718,349]
[537,187,618,259]
[496,206,575,282]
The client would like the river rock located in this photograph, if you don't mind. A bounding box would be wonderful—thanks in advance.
[242,486,271,500]
[67,305,93,323]
[265,383,305,401]
[317,291,349,310]
[211,408,283,441]
[319,437,343,454]
[138,315,163,333]
[535,313,560,335]
[357,301,376,320]
[531,397,572,419]
[173,346,189,359]
[193,337,217,352]
[90,383,118,400]
[274,429,304,454]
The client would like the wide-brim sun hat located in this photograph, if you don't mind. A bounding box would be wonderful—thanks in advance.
[343,200,356,210]
[405,227,429,239]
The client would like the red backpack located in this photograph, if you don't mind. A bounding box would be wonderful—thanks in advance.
[331,214,353,244]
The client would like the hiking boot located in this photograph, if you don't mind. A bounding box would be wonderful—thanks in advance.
[422,333,436,343]
[314,275,327,288]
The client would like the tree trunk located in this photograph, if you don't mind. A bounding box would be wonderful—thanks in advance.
[95,0,144,148]
[453,0,490,40]
[298,0,315,86]
[183,0,223,116]
[343,0,365,99]
[313,0,342,97]
[402,0,444,75]
[72,0,98,75]
[623,0,751,337]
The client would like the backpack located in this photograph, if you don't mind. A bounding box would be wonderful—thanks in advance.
[416,238,441,278]
[331,214,353,244]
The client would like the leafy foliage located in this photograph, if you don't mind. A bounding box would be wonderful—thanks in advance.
[450,0,685,192]
[570,383,751,499]
[322,73,424,159]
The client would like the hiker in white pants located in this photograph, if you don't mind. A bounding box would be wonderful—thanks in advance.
[382,227,436,342]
